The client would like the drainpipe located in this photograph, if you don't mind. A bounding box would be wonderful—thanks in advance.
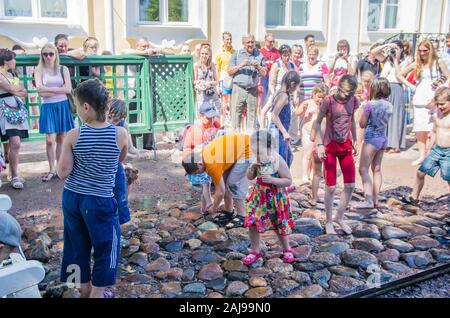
[104,0,115,53]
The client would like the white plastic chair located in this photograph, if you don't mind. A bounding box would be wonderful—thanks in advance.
[0,194,45,298]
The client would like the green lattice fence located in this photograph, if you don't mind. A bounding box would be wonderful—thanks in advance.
[14,55,151,141]
[148,55,195,133]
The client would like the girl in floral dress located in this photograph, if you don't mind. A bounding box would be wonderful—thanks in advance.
[243,129,296,266]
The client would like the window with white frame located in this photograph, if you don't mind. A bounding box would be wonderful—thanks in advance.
[265,0,309,27]
[367,0,398,31]
[139,0,189,23]
[1,0,67,19]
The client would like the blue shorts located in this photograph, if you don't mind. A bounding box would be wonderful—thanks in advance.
[419,145,450,182]
[114,164,130,225]
[220,80,232,95]
[61,189,120,287]
[186,172,212,185]
[365,136,388,150]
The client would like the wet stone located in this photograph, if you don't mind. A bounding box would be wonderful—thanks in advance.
[290,272,312,285]
[207,292,224,298]
[376,249,401,262]
[145,258,171,272]
[156,268,183,281]
[318,242,350,254]
[225,281,249,297]
[431,227,447,236]
[197,221,219,231]
[197,263,223,281]
[365,219,394,228]
[271,279,300,294]
[125,274,153,284]
[140,242,160,254]
[408,236,440,251]
[329,276,366,294]
[182,268,196,281]
[401,251,434,268]
[352,238,384,253]
[385,239,414,253]
[249,267,273,277]
[329,265,360,278]
[382,261,412,274]
[185,239,202,250]
[382,226,410,240]
[164,241,184,253]
[227,272,248,281]
[265,258,294,273]
[290,234,312,245]
[183,283,206,294]
[206,277,227,291]
[294,262,325,272]
[222,260,248,272]
[293,245,313,261]
[397,224,430,236]
[26,240,51,263]
[215,240,249,253]
[161,282,182,298]
[407,216,445,228]
[401,204,420,214]
[299,284,323,298]
[352,223,381,239]
[294,218,324,237]
[342,249,378,269]
[430,248,450,262]
[311,269,331,289]
[192,250,219,264]
[244,287,273,298]
[309,252,341,266]
[249,277,268,287]
[129,252,149,267]
[386,198,402,207]
[199,230,228,244]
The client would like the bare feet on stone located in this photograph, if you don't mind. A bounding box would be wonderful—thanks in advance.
[334,218,352,235]
[325,222,336,235]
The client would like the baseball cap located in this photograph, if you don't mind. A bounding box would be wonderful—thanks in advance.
[199,102,219,118]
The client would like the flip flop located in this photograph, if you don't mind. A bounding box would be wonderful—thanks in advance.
[400,195,420,207]
[42,171,58,182]
[201,203,213,216]
[225,215,245,229]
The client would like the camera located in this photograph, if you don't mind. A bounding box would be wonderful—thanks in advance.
[205,87,216,96]
[337,52,344,57]
[389,48,396,56]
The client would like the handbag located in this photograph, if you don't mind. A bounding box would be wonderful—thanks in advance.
[1,96,28,125]
[60,67,76,113]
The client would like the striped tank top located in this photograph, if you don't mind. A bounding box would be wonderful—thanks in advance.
[65,124,121,198]
[299,62,327,100]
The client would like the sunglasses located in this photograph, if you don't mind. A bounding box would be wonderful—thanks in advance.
[43,52,55,57]
[418,49,429,53]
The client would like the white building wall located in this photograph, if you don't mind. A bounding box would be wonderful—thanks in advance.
[420,0,445,33]
[221,0,249,45]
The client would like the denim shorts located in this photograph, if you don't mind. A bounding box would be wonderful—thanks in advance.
[186,172,212,185]
[419,145,450,182]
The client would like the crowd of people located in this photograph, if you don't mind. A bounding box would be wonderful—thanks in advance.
[0,31,449,298]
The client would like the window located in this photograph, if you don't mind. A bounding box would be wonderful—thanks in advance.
[367,0,398,31]
[2,0,67,19]
[265,0,309,27]
[139,0,189,23]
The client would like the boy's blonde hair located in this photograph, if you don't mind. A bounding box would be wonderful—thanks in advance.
[312,83,329,96]
[83,37,99,52]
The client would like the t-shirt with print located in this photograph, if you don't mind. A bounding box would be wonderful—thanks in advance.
[320,95,359,146]
[202,133,251,186]
[260,47,280,73]
[364,99,393,141]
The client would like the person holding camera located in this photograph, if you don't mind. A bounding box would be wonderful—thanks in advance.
[328,40,357,88]
[228,34,267,132]
[371,41,414,154]
[194,44,221,116]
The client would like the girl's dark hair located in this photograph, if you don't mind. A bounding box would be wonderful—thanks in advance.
[369,77,391,100]
[12,44,24,51]
[281,70,301,90]
[337,74,358,96]
[110,98,128,119]
[73,79,110,121]
[54,34,69,45]
[0,49,16,66]
[250,129,273,151]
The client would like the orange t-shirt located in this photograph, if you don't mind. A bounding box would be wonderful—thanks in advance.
[202,133,251,186]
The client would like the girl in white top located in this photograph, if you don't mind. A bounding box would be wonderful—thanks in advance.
[402,40,450,166]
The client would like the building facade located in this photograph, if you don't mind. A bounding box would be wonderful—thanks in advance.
[0,0,449,56]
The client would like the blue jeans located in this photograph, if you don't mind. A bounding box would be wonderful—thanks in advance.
[114,164,130,225]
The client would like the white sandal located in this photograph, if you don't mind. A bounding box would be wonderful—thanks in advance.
[11,177,24,190]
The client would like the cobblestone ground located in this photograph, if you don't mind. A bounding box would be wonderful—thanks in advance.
[1,138,449,298]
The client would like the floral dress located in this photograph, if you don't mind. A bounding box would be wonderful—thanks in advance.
[244,161,295,236]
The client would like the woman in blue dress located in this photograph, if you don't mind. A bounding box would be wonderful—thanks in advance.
[268,70,301,168]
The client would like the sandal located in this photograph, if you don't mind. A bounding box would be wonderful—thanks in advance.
[243,250,264,266]
[282,249,296,263]
[10,177,24,190]
[400,195,420,207]
[225,215,245,229]
[42,171,58,182]
[201,203,213,216]
[103,289,114,298]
